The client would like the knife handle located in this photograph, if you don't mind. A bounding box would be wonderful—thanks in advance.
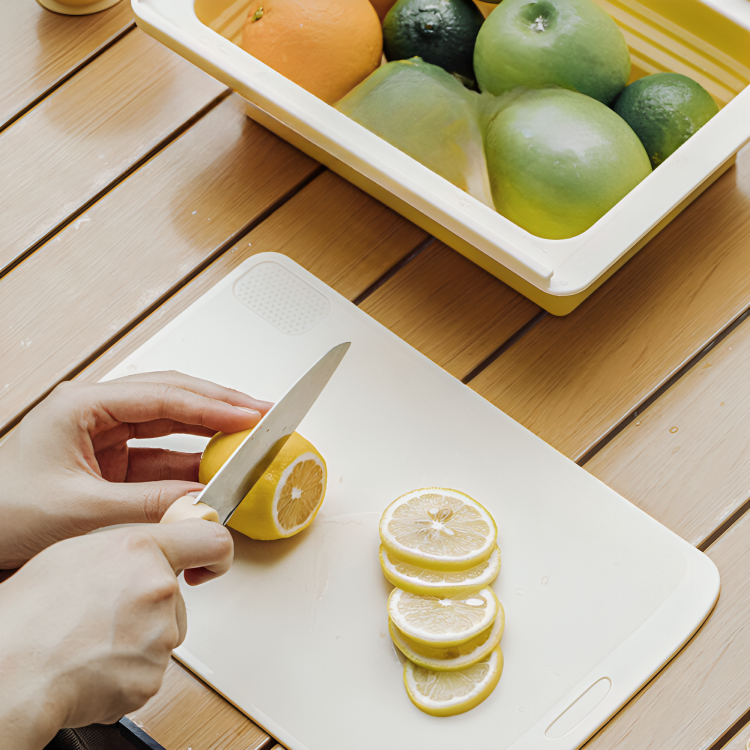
[160,496,220,524]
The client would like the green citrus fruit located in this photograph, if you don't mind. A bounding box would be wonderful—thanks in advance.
[485,88,652,239]
[384,0,485,81]
[613,72,719,168]
[474,0,630,104]
[336,58,492,205]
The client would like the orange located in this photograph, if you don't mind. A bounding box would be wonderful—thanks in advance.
[241,0,383,105]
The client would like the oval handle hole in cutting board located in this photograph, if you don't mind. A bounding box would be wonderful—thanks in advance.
[545,677,612,740]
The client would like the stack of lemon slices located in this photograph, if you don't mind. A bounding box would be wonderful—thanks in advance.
[379,488,504,717]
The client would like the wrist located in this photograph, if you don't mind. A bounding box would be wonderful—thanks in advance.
[0,648,65,750]
[0,577,67,749]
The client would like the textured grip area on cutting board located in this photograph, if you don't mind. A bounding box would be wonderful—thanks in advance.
[233,261,330,335]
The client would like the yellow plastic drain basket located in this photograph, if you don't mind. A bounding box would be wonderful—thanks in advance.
[134,0,750,315]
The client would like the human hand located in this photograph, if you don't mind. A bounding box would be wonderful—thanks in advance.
[0,372,271,569]
[0,520,233,749]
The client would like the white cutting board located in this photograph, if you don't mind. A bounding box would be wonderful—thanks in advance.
[103,253,719,750]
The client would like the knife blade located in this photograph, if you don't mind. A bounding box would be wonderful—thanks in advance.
[161,342,350,525]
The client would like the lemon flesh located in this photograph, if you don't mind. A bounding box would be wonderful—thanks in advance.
[390,601,504,671]
[199,429,327,540]
[380,544,501,598]
[404,644,504,716]
[388,586,499,647]
[380,488,497,571]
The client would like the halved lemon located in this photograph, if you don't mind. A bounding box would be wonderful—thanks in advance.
[380,544,501,598]
[379,488,497,572]
[200,429,326,540]
[389,601,504,671]
[404,644,504,717]
[388,586,499,648]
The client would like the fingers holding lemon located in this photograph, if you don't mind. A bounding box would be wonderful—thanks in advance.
[200,428,327,540]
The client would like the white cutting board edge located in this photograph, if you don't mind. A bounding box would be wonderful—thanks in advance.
[102,252,720,750]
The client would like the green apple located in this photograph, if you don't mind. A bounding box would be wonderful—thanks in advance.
[485,87,652,239]
[475,0,631,104]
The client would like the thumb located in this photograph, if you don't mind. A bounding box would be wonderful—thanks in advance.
[92,479,206,525]
[141,519,234,583]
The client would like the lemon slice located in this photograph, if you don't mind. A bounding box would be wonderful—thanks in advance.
[388,586,499,647]
[404,645,504,717]
[200,429,326,540]
[379,488,497,571]
[390,601,504,671]
[380,544,501,598]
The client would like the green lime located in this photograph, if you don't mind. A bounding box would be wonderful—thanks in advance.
[485,88,652,239]
[613,73,719,168]
[474,0,630,104]
[383,0,485,81]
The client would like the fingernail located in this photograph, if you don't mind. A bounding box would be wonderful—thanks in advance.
[186,491,203,498]
[235,407,261,418]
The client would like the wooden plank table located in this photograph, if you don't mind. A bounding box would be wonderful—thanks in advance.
[1,2,749,749]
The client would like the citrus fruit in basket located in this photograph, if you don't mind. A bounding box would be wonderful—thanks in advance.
[474,0,630,104]
[241,0,383,105]
[383,0,485,81]
[200,428,327,540]
[379,487,497,570]
[485,87,652,239]
[336,59,493,206]
[388,586,499,646]
[613,72,720,169]
[380,544,501,597]
[389,601,505,670]
[404,644,504,716]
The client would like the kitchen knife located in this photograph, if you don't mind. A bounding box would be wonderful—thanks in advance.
[161,342,350,524]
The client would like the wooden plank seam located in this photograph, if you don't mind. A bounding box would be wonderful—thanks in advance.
[0,88,231,281]
[461,309,548,384]
[710,705,750,750]
[577,305,750,472]
[352,235,436,305]
[0,163,326,440]
[0,21,136,135]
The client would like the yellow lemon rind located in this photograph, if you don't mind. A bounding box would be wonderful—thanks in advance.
[403,645,504,717]
[200,430,327,541]
[228,447,327,540]
[380,544,501,598]
[379,487,497,572]
[389,602,504,671]
[388,586,499,648]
